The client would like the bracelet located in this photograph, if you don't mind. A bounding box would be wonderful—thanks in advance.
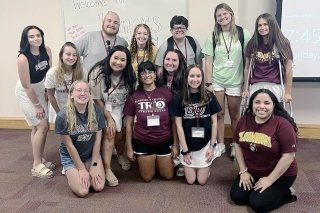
[181,150,190,156]
[239,168,248,175]
[33,102,41,106]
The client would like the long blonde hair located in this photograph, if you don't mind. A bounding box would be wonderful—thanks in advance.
[65,80,98,133]
[213,3,239,46]
[129,24,155,61]
[55,42,84,86]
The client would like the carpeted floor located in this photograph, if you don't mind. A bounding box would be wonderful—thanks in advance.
[0,129,319,213]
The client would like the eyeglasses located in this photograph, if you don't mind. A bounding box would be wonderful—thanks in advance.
[172,26,187,31]
[140,70,155,76]
[74,88,90,94]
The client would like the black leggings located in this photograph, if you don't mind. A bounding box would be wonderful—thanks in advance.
[230,174,296,213]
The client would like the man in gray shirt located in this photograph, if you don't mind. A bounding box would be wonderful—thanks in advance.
[76,11,128,78]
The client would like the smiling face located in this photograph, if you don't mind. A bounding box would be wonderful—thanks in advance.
[109,50,127,74]
[71,82,90,106]
[135,26,149,47]
[163,51,179,74]
[27,29,42,48]
[187,67,202,92]
[170,24,187,40]
[61,46,78,67]
[102,12,120,36]
[252,93,274,123]
[257,18,269,37]
[140,69,156,86]
[215,8,232,28]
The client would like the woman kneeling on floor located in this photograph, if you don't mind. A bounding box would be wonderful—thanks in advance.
[230,89,298,212]
[55,80,106,197]
[170,65,221,185]
[124,61,178,182]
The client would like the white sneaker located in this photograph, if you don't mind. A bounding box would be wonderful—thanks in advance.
[214,143,226,157]
[61,167,66,175]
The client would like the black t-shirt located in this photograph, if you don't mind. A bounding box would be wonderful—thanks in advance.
[21,50,50,84]
[170,92,221,151]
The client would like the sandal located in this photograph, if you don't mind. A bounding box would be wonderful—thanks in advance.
[31,163,54,179]
[117,155,131,171]
[43,161,56,170]
[105,169,118,187]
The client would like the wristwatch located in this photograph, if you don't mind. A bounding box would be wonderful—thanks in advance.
[181,150,190,156]
[92,162,97,166]
[205,82,213,87]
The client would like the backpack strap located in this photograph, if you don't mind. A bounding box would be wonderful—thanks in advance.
[167,36,175,51]
[186,36,197,54]
[167,36,197,55]
[212,31,216,58]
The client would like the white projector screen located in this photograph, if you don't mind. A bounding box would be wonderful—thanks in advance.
[280,0,320,81]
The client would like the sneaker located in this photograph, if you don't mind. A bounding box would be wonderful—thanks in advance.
[176,165,185,177]
[283,187,297,204]
[230,143,236,160]
[214,143,226,157]
[61,167,66,175]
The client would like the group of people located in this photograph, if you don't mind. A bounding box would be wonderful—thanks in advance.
[15,3,298,212]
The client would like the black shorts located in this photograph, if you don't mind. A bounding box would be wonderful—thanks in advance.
[132,138,172,156]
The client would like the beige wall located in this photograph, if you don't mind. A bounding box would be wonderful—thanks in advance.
[1,0,319,125]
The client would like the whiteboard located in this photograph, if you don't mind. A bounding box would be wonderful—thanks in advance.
[62,0,188,46]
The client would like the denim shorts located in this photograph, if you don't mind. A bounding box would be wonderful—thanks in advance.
[59,147,93,171]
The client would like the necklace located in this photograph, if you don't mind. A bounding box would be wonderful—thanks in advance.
[32,53,41,63]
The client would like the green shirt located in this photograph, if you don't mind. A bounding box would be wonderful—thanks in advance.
[202,29,251,87]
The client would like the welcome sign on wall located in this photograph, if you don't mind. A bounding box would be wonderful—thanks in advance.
[62,0,188,46]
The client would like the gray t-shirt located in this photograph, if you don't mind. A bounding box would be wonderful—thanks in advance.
[155,36,203,66]
[55,106,106,160]
[75,31,128,77]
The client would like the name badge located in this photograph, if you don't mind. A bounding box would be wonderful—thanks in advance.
[223,60,234,68]
[147,115,160,126]
[191,127,205,138]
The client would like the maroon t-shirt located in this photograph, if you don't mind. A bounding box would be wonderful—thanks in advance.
[124,87,173,145]
[233,114,297,177]
[245,42,280,84]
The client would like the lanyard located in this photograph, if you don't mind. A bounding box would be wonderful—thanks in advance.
[174,38,188,63]
[101,31,116,55]
[107,78,122,96]
[144,89,156,115]
[192,104,201,127]
[222,33,233,59]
